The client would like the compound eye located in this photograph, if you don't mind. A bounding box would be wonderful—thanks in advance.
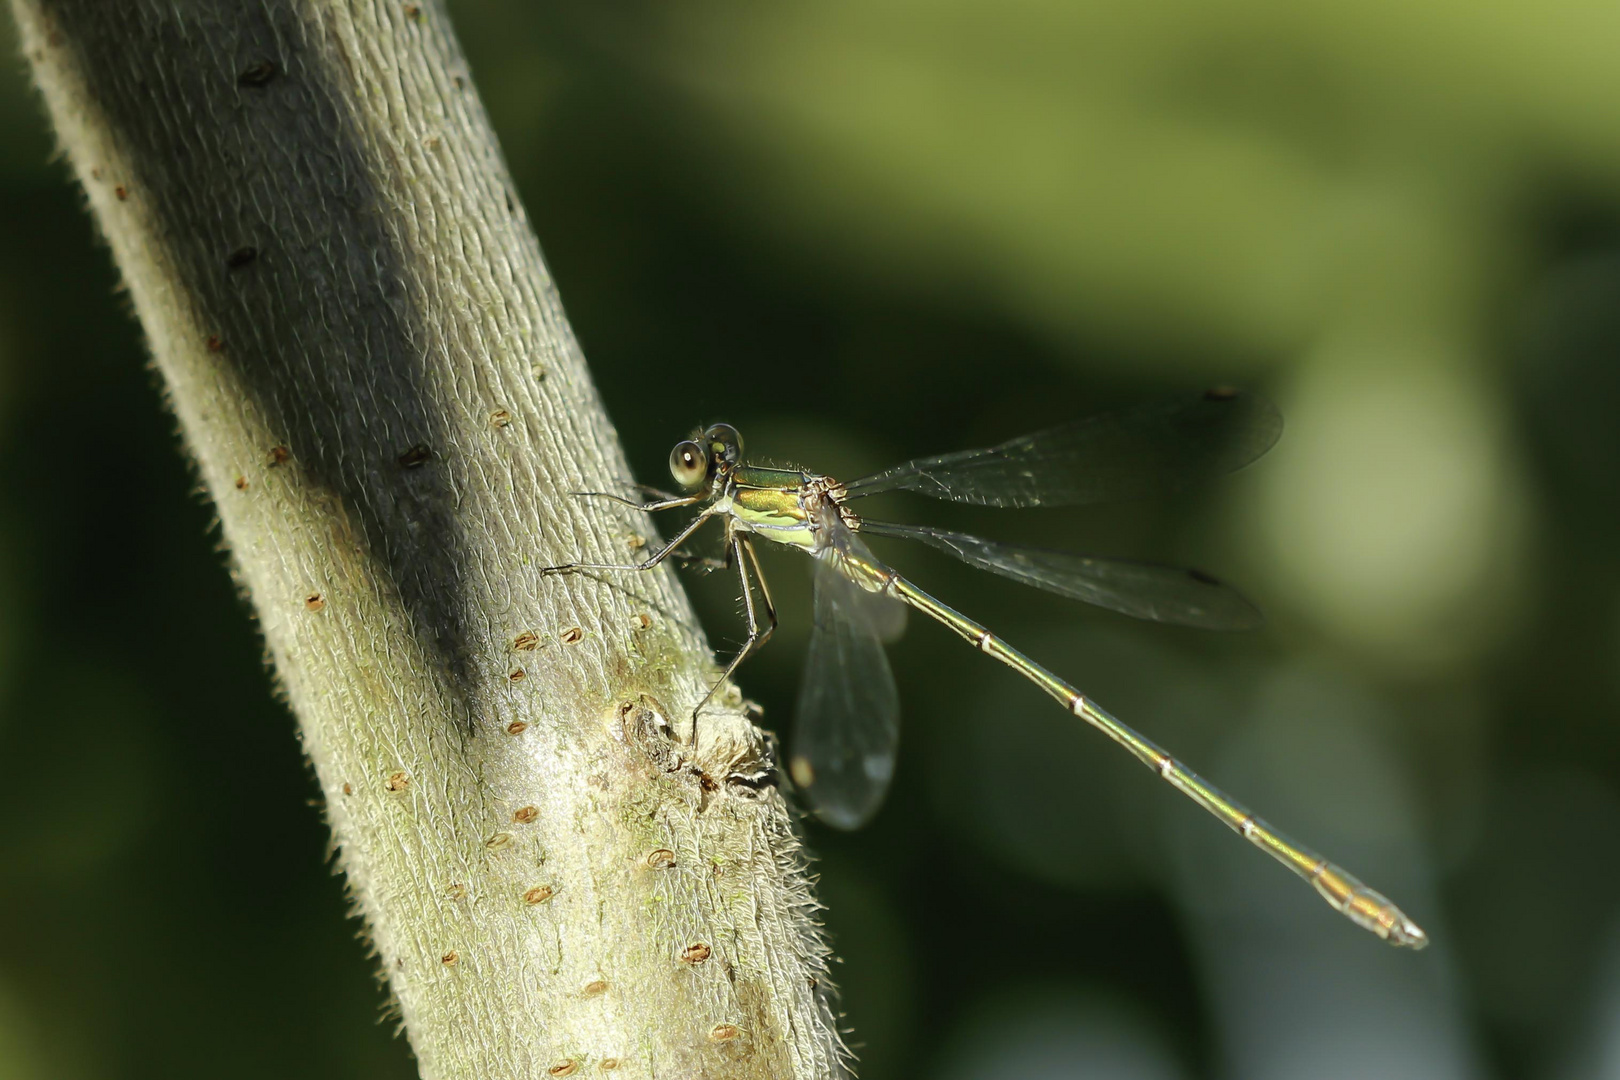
[669,440,709,490]
[702,423,744,468]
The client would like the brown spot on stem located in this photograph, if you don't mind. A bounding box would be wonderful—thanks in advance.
[304,592,325,611]
[523,885,554,905]
[646,849,676,870]
[440,950,458,966]
[681,942,712,964]
[446,882,467,900]
[486,832,513,852]
[237,60,277,87]
[508,668,526,683]
[233,475,248,491]
[397,444,432,468]
[113,185,127,201]
[490,409,511,428]
[341,782,353,796]
[547,1063,577,1078]
[512,805,539,824]
[708,1023,739,1042]
[267,445,291,466]
[630,613,652,631]
[513,630,540,651]
[582,980,608,997]
[205,335,224,352]
[560,627,584,645]
[384,770,409,792]
[599,1060,620,1072]
[505,720,529,736]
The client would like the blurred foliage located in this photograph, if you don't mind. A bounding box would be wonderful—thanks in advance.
[1,1,1618,1077]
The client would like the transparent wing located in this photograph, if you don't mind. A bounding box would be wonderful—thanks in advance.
[789,544,903,830]
[842,388,1282,507]
[826,545,908,644]
[861,521,1262,630]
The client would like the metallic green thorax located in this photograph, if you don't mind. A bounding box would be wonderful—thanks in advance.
[731,465,805,490]
[726,465,824,551]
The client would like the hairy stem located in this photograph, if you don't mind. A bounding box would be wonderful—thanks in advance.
[10,1,847,1076]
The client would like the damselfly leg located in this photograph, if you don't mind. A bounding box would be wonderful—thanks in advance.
[541,485,776,725]
[538,500,713,577]
[692,535,778,715]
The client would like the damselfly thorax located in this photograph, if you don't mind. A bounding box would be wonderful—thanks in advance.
[719,466,860,551]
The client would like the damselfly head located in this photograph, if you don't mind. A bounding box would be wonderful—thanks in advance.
[670,424,744,490]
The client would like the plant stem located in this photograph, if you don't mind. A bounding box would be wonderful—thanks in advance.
[10,1,847,1076]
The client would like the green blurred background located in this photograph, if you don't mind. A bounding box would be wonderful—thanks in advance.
[2,1,1618,1077]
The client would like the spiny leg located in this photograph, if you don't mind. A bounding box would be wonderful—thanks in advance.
[692,536,779,724]
[540,508,715,576]
[741,537,777,639]
[632,483,688,502]
[572,490,705,513]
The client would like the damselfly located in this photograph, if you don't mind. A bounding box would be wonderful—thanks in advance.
[542,389,1427,948]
